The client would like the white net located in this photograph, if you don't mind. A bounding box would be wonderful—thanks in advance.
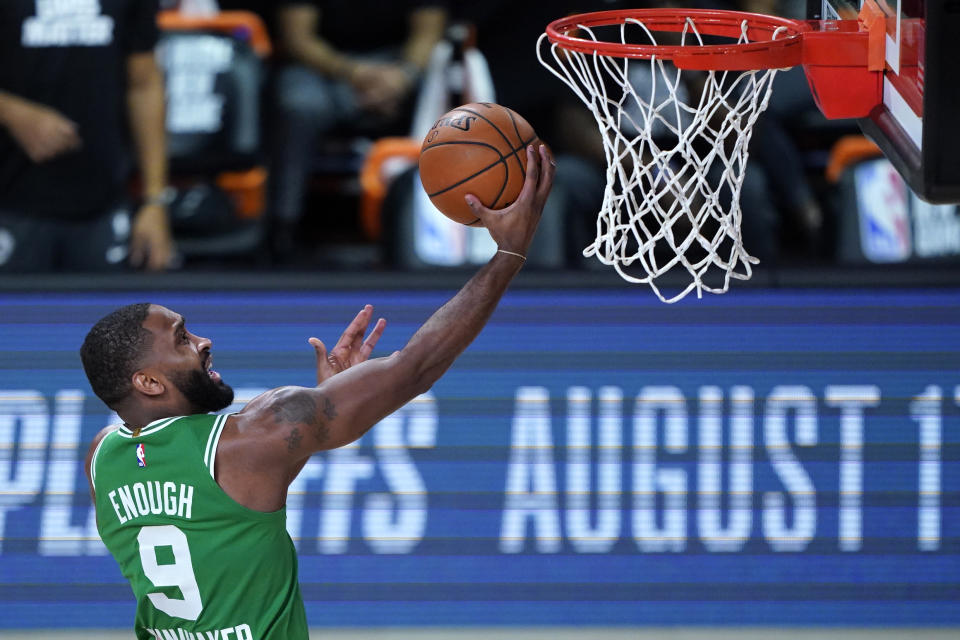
[538,17,787,303]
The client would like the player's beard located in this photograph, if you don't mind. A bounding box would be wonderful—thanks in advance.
[168,367,235,414]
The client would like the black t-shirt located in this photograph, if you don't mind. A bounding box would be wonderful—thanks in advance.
[279,0,445,54]
[0,0,159,219]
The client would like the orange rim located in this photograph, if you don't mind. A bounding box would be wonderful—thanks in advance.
[545,9,808,70]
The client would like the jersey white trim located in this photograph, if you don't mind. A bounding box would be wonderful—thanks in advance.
[88,428,115,488]
[203,414,224,470]
[204,414,230,479]
[116,416,182,438]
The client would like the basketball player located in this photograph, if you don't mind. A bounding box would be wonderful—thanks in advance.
[81,144,553,639]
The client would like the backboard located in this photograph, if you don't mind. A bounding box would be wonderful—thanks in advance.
[809,1,960,203]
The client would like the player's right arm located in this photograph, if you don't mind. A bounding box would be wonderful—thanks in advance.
[220,145,553,507]
[84,425,119,511]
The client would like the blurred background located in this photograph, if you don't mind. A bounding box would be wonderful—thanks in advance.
[0,0,957,636]
[3,0,957,275]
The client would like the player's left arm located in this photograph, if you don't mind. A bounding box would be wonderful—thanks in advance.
[215,307,387,509]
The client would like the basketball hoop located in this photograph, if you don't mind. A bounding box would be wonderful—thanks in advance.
[538,8,882,302]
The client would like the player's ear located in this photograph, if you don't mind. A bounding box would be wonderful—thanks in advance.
[131,370,165,397]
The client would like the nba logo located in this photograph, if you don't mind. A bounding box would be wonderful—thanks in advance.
[136,443,146,468]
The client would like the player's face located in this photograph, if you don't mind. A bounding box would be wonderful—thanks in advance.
[143,305,234,413]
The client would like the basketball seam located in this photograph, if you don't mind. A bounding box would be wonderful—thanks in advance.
[422,141,510,198]
[504,109,528,180]
[460,106,523,161]
[458,106,534,209]
[492,135,538,209]
[462,106,537,189]
[423,137,538,206]
[423,105,537,216]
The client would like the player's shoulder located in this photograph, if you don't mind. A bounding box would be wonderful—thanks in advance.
[89,424,120,452]
[228,386,307,435]
[234,386,293,418]
[84,424,120,483]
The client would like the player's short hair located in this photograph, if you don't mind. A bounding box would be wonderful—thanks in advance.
[80,303,155,409]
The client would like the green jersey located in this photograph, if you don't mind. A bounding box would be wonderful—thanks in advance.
[91,414,309,640]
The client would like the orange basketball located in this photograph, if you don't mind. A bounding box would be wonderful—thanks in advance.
[419,103,540,226]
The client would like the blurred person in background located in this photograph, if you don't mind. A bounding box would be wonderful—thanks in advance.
[0,0,174,273]
[452,1,647,269]
[703,0,828,261]
[460,0,826,267]
[267,0,448,261]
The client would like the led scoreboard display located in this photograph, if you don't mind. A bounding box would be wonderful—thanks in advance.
[0,288,958,629]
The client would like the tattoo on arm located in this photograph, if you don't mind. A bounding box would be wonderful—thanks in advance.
[284,427,303,452]
[323,395,337,421]
[272,391,333,446]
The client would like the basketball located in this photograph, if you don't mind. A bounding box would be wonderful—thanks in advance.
[419,102,540,226]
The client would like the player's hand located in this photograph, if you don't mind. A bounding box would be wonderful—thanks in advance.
[465,144,555,259]
[3,99,82,163]
[311,305,387,385]
[130,203,175,271]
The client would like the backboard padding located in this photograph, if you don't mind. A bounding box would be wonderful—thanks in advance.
[810,0,960,203]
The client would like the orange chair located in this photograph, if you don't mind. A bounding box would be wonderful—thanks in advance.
[358,137,422,241]
[156,10,272,258]
[825,135,883,184]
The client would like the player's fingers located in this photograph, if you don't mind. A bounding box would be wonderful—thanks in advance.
[349,306,377,351]
[535,144,556,204]
[358,318,387,361]
[355,305,375,340]
[309,337,327,360]
[465,146,538,222]
[309,337,329,384]
[518,145,540,202]
[337,305,372,348]
[464,193,493,218]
